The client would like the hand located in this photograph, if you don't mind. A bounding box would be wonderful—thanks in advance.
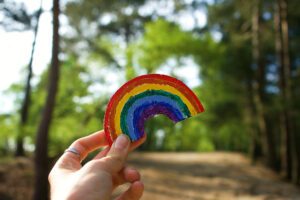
[49,130,146,200]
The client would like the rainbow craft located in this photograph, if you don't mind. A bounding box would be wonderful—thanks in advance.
[104,74,204,145]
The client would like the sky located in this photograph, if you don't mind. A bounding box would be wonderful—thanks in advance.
[0,0,207,114]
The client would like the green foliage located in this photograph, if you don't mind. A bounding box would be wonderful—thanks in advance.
[137,19,198,72]
[1,0,299,160]
[0,115,18,155]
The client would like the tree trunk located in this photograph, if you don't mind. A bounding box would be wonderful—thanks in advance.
[246,79,261,163]
[33,0,60,199]
[15,6,42,157]
[280,0,299,184]
[275,0,298,182]
[274,0,290,179]
[252,0,276,168]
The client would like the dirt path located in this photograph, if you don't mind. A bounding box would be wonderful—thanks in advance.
[0,152,300,200]
[114,152,300,200]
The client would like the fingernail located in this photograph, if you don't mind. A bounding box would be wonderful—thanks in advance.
[114,134,129,150]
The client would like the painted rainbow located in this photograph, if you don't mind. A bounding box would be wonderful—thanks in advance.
[104,74,204,145]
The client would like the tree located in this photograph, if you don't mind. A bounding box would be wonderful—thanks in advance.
[16,2,42,157]
[64,0,151,69]
[33,0,60,199]
[0,1,35,31]
[0,0,43,156]
[275,0,298,182]
[252,0,277,168]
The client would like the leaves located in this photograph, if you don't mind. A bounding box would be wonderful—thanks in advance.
[1,0,299,164]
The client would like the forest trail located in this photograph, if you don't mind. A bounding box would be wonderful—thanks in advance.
[115,152,300,200]
[0,152,300,200]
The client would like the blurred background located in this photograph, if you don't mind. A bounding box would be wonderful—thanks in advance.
[0,0,300,199]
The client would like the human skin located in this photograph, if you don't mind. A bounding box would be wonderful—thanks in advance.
[49,130,146,200]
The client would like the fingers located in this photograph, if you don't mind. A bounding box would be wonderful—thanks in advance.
[112,167,141,188]
[115,181,144,200]
[55,130,108,170]
[95,132,147,158]
[98,134,130,174]
[102,134,130,174]
[123,167,141,183]
[93,146,110,160]
[55,130,146,171]
[93,133,147,161]
[89,133,146,174]
[69,130,108,160]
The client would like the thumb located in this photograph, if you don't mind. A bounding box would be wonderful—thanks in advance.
[101,134,130,173]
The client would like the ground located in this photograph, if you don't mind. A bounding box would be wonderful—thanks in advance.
[116,152,300,200]
[1,152,300,200]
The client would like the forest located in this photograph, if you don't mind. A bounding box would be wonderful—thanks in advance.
[0,0,300,199]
